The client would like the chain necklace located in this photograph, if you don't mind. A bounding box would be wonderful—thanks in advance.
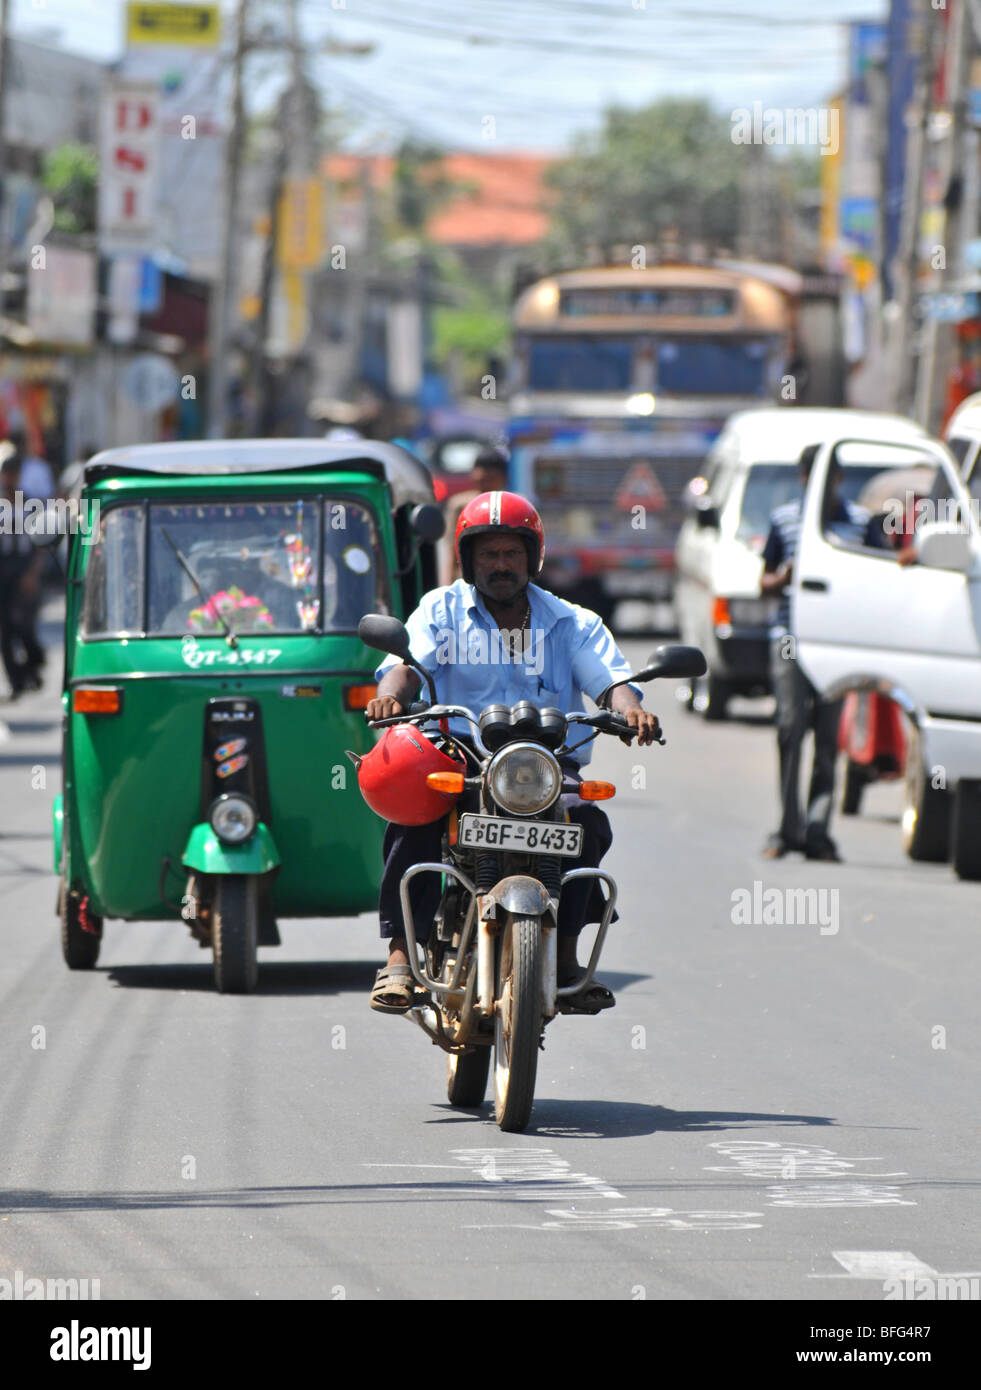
[503,599,531,659]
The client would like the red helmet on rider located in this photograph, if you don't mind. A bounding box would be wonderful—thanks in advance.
[455,491,545,585]
[357,724,463,825]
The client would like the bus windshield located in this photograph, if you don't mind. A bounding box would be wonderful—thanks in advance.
[656,337,774,395]
[527,336,634,391]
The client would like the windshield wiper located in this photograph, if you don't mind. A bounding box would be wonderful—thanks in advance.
[160,528,238,649]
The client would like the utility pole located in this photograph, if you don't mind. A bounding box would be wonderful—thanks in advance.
[206,0,249,438]
[891,0,941,415]
[917,0,972,430]
[0,0,11,321]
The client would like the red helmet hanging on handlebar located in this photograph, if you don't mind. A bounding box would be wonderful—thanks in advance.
[455,491,546,584]
[356,724,463,825]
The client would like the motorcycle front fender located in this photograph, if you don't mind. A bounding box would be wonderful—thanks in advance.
[480,874,556,925]
[181,821,281,876]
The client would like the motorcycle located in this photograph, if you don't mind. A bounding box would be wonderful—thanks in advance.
[357,613,706,1132]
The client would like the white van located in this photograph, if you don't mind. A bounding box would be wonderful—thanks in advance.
[674,408,927,718]
[793,430,981,879]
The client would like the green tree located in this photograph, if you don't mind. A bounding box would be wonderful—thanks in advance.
[42,144,99,235]
[392,139,466,235]
[543,98,747,264]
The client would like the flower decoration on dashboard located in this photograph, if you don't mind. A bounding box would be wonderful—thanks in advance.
[284,532,313,587]
[188,587,275,632]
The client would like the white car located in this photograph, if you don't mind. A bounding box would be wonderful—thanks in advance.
[674,408,927,718]
[793,430,981,879]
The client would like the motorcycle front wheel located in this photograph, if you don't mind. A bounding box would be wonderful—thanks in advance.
[493,913,542,1132]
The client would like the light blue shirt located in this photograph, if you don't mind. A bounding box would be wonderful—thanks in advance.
[375,580,640,765]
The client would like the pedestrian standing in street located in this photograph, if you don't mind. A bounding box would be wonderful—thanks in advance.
[438,446,509,586]
[0,455,46,699]
[8,429,56,502]
[760,446,886,862]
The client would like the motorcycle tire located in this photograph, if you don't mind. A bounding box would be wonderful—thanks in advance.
[212,874,259,994]
[446,1047,491,1107]
[493,913,542,1133]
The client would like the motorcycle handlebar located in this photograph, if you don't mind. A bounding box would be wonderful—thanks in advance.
[368,705,665,747]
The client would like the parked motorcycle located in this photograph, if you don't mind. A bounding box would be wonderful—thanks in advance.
[356,614,706,1132]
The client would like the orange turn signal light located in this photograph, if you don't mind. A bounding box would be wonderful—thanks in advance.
[73,687,122,715]
[578,781,615,801]
[712,596,731,628]
[344,683,377,709]
[426,772,465,794]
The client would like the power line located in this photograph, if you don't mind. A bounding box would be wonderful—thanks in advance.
[308,2,843,62]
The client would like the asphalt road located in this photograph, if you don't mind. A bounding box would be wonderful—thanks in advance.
[1,617,979,1303]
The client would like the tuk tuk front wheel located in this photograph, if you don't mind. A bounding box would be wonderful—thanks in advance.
[60,879,102,971]
[211,875,259,994]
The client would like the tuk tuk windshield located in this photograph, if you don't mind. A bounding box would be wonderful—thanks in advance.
[83,497,389,637]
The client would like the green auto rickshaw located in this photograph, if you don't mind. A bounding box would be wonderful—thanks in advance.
[54,439,443,992]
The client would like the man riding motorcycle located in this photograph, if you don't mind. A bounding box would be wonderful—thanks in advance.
[364,490,661,1014]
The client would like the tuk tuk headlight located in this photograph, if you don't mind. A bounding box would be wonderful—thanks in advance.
[487,743,561,815]
[210,793,258,845]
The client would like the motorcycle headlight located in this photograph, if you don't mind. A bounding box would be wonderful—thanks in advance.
[209,793,258,845]
[488,743,561,815]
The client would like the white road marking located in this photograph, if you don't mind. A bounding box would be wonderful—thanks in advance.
[466,1207,764,1232]
[810,1252,981,1298]
[705,1141,915,1208]
[365,1148,623,1200]
[824,1252,937,1279]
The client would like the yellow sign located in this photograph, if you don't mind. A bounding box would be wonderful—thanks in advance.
[276,179,324,271]
[126,3,221,47]
[819,97,842,260]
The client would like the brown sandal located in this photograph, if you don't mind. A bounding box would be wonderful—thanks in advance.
[369,964,416,1013]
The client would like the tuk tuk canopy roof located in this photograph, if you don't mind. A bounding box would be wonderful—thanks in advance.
[79,439,437,511]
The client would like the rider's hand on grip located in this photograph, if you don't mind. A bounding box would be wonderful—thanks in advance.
[365,695,404,723]
[619,707,662,746]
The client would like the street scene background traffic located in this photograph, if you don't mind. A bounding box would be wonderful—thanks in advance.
[1,0,980,1317]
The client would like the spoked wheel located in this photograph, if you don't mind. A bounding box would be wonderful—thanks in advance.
[60,876,102,970]
[211,875,259,994]
[446,1047,491,1107]
[493,913,543,1133]
[901,730,951,862]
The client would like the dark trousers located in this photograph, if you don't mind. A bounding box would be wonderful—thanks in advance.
[0,566,44,694]
[771,637,841,849]
[379,791,613,943]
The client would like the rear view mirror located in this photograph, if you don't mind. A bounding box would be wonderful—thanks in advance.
[358,614,412,661]
[410,502,445,542]
[637,644,708,682]
[914,522,975,572]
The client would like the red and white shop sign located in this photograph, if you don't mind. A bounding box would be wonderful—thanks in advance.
[98,81,161,253]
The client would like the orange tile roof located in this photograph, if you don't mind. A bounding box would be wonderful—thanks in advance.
[323,151,555,246]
